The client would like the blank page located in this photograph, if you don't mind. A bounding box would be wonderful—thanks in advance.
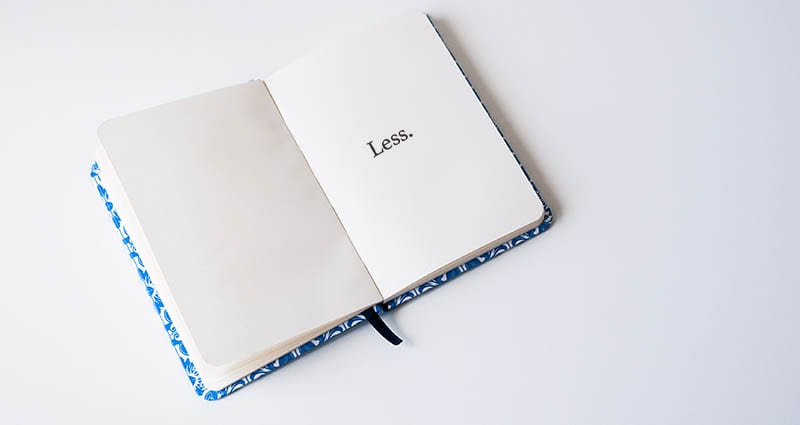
[267,14,545,299]
[97,82,381,367]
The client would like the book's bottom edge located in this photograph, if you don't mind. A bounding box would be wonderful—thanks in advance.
[92,161,553,401]
[202,208,551,400]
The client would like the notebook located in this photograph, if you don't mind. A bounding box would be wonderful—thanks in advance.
[90,13,553,400]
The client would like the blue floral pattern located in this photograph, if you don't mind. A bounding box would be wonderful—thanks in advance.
[90,16,552,400]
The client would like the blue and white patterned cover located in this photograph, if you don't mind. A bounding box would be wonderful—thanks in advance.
[90,17,553,400]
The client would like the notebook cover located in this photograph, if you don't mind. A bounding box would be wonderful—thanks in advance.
[89,16,553,400]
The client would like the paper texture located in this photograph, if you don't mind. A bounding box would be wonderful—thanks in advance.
[97,82,381,373]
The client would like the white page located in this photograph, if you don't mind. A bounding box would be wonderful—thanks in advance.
[97,82,381,369]
[267,14,545,299]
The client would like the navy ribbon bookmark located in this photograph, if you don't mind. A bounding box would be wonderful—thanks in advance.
[361,307,403,345]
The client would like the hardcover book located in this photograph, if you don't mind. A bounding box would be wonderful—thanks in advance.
[91,13,552,400]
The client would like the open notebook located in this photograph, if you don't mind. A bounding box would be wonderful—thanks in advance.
[91,13,552,400]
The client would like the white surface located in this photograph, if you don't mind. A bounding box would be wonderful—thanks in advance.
[97,82,380,382]
[267,13,544,298]
[1,0,798,423]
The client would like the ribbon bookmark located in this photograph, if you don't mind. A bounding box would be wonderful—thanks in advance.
[361,307,403,345]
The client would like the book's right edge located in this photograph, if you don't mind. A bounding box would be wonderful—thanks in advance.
[381,15,554,311]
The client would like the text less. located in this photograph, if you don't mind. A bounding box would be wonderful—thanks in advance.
[366,129,413,158]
